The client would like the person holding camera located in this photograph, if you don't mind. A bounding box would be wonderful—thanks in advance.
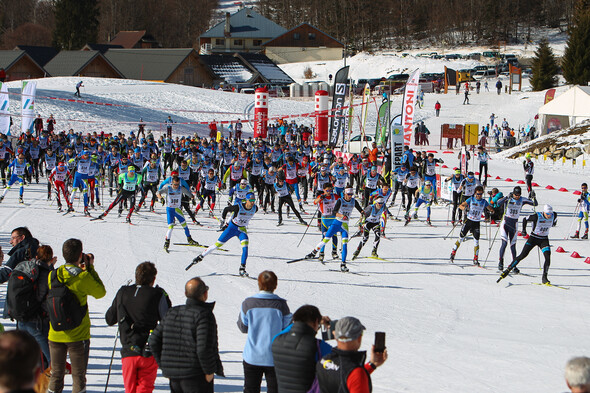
[105,262,171,393]
[48,239,106,393]
[316,317,387,393]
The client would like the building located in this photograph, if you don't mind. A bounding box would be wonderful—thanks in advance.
[0,50,47,80]
[104,49,216,86]
[199,8,287,54]
[263,23,344,64]
[44,50,123,78]
[81,43,124,54]
[109,30,160,49]
[14,45,58,67]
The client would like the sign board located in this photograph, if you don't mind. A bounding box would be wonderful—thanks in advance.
[464,123,479,146]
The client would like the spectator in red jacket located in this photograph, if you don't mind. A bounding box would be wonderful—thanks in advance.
[435,101,441,117]
[209,121,218,139]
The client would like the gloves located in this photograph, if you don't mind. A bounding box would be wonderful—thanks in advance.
[578,198,582,203]
[160,197,165,205]
[529,190,536,198]
[219,222,228,231]
[191,198,196,206]
[509,193,513,199]
[342,215,348,221]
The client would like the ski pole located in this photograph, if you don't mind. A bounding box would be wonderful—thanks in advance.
[297,204,320,247]
[565,202,581,240]
[444,221,459,240]
[104,328,119,393]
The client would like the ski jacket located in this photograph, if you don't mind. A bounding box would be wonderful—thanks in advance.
[0,236,39,284]
[149,299,224,379]
[316,348,374,393]
[272,321,333,393]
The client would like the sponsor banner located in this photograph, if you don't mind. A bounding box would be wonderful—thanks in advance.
[390,116,404,187]
[376,100,391,146]
[0,83,9,135]
[544,88,556,105]
[401,69,420,146]
[21,80,36,133]
[328,66,349,146]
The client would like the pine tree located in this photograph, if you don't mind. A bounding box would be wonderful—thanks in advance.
[562,11,590,85]
[53,0,99,50]
[530,38,560,91]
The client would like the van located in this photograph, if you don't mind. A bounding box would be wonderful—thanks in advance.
[347,134,374,154]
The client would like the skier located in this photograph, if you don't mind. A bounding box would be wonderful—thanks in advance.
[571,183,589,239]
[156,176,199,252]
[228,178,252,206]
[137,157,161,212]
[495,186,537,271]
[190,192,258,277]
[0,153,31,204]
[476,146,489,185]
[274,175,306,226]
[75,81,83,97]
[391,165,408,208]
[352,197,386,260]
[403,166,421,219]
[48,162,73,211]
[523,152,534,196]
[421,153,443,200]
[361,166,385,208]
[445,169,464,224]
[195,168,220,217]
[463,87,470,105]
[306,187,363,272]
[95,165,142,223]
[312,183,339,261]
[449,185,495,266]
[498,205,557,284]
[406,180,434,226]
[67,150,94,216]
[43,148,58,200]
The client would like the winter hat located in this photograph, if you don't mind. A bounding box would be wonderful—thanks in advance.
[544,204,553,214]
[334,317,366,342]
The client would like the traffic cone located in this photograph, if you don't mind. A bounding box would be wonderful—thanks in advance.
[517,180,525,184]
[559,187,568,192]
[495,176,501,180]
[505,178,513,182]
[573,190,582,195]
[532,182,540,187]
[545,185,555,190]
[475,172,480,176]
[556,246,566,253]
[442,164,448,168]
[571,251,583,258]
[584,257,590,264]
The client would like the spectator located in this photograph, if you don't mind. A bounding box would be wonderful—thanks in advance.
[208,121,217,139]
[420,121,430,145]
[496,79,503,95]
[368,143,378,164]
[0,227,39,284]
[434,101,441,117]
[105,262,171,393]
[476,80,481,94]
[4,245,56,368]
[48,238,106,393]
[414,124,420,145]
[463,88,470,105]
[150,277,224,393]
[0,330,42,393]
[238,271,292,393]
[166,116,174,139]
[487,188,504,223]
[316,317,387,393]
[565,357,590,393]
[272,305,332,393]
[484,80,489,92]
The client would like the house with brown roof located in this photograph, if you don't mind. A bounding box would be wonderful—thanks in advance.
[263,23,344,64]
[104,49,216,86]
[0,50,47,80]
[44,50,123,78]
[109,30,160,49]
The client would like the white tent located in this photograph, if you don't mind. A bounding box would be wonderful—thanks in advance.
[537,85,590,135]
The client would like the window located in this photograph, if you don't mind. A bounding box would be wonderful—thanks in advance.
[253,39,262,46]
[308,33,316,40]
[215,39,224,46]
[234,39,243,46]
[293,33,300,40]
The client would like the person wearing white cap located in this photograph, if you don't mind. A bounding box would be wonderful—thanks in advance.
[523,153,534,196]
[498,204,557,284]
[316,317,387,393]
[406,179,435,226]
[352,197,386,259]
[228,178,252,206]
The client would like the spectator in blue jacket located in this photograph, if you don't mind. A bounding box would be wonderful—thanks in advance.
[237,271,292,393]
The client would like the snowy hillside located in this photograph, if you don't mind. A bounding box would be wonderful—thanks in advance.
[0,74,589,393]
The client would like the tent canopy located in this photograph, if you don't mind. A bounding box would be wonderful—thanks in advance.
[537,85,590,134]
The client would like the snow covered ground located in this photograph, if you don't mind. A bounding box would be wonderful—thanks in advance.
[0,74,589,393]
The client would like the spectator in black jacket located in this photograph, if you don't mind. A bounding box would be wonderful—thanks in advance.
[272,305,332,393]
[105,262,171,393]
[0,227,39,284]
[149,277,224,393]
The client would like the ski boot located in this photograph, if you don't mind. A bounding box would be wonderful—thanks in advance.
[126,216,131,223]
[450,250,456,262]
[57,202,63,212]
[332,250,338,260]
[318,252,325,262]
[299,218,307,225]
[498,259,504,271]
[305,250,317,259]
[340,263,349,273]
[371,248,378,258]
[582,230,589,240]
[84,208,91,216]
[413,212,418,219]
[542,274,550,285]
[512,267,520,275]
[187,237,199,246]
[352,249,360,260]
[164,239,170,253]
[239,265,249,277]
[473,255,480,266]
[277,219,283,226]
[19,196,24,204]
[67,206,75,213]
[404,217,411,226]
[426,218,432,226]
[0,196,4,203]
[47,194,51,201]
[571,231,580,239]
[192,219,201,226]
[150,205,155,212]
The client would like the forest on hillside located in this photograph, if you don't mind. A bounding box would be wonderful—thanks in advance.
[0,0,578,51]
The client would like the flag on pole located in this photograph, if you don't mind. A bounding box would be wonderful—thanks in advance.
[376,100,391,146]
[328,66,349,146]
[0,83,10,135]
[401,69,420,146]
[21,81,36,134]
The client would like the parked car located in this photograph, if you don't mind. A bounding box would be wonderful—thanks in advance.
[240,88,255,94]
[347,134,374,154]
[483,51,500,58]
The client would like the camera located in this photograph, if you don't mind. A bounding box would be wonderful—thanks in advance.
[321,319,338,341]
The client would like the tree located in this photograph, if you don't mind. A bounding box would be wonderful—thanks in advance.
[530,38,560,91]
[562,11,590,85]
[53,0,99,50]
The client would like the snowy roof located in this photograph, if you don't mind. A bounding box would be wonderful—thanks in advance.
[200,54,254,84]
[104,49,196,81]
[200,8,287,39]
[538,85,590,117]
[236,53,293,84]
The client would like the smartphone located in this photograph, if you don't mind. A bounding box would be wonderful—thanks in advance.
[374,332,386,353]
[321,319,338,341]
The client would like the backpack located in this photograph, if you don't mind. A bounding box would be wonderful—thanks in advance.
[6,260,42,321]
[46,269,87,331]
